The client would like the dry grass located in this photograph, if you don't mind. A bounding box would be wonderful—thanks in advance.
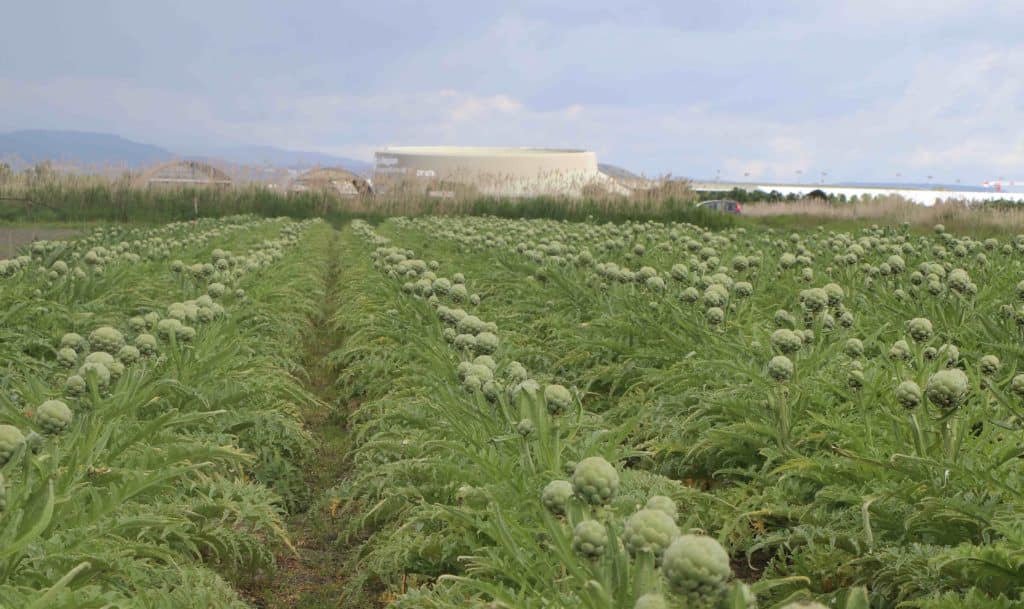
[0,168,705,225]
[744,195,1024,235]
[7,166,1024,236]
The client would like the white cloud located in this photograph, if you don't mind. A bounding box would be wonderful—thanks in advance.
[449,94,523,122]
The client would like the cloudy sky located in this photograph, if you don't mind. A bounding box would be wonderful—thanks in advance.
[2,1,1023,182]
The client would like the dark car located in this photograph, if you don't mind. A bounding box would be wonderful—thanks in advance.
[697,199,742,214]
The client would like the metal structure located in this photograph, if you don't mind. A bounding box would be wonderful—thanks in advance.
[134,160,231,190]
[373,146,630,197]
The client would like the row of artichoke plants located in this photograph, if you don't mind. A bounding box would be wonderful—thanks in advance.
[329,220,869,609]
[0,216,288,383]
[0,218,325,608]
[1,215,265,289]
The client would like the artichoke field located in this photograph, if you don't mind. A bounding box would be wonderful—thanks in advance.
[329,216,1024,609]
[5,213,1024,608]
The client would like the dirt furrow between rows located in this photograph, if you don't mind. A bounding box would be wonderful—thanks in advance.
[242,226,369,609]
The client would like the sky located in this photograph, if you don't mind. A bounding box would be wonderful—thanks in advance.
[2,0,1024,183]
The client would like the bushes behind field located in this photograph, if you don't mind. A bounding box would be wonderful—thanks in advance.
[0,181,334,223]
[0,180,739,230]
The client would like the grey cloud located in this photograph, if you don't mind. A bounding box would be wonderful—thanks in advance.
[2,1,1023,182]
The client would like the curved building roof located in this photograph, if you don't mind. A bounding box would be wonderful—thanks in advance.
[380,146,591,157]
[135,160,232,189]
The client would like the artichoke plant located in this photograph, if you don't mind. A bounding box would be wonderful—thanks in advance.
[542,480,574,515]
[895,380,923,409]
[0,424,26,466]
[474,332,499,354]
[89,326,125,353]
[925,369,970,410]
[768,355,794,381]
[135,333,159,356]
[78,361,111,387]
[64,374,87,395]
[56,347,78,368]
[979,354,1000,376]
[36,400,73,434]
[572,520,608,559]
[907,318,933,342]
[622,508,680,560]
[544,384,573,415]
[572,457,620,506]
[1012,374,1024,398]
[661,534,733,608]
[843,338,864,358]
[61,332,88,353]
[771,329,803,355]
[645,495,678,521]
[889,340,912,360]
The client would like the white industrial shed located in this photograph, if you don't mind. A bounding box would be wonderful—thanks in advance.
[373,146,630,198]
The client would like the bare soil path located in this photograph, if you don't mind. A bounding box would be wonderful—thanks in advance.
[242,227,376,609]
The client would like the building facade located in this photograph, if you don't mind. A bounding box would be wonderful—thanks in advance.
[374,146,628,197]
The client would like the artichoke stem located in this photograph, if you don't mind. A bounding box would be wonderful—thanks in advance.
[632,550,657,600]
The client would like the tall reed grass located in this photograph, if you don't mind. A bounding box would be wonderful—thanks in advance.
[744,196,1024,236]
[0,172,738,230]
[6,170,1023,236]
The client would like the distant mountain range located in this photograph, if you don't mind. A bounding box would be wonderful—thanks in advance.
[194,145,372,175]
[0,130,373,175]
[0,130,172,168]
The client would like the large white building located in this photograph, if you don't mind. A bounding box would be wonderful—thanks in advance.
[373,146,630,197]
